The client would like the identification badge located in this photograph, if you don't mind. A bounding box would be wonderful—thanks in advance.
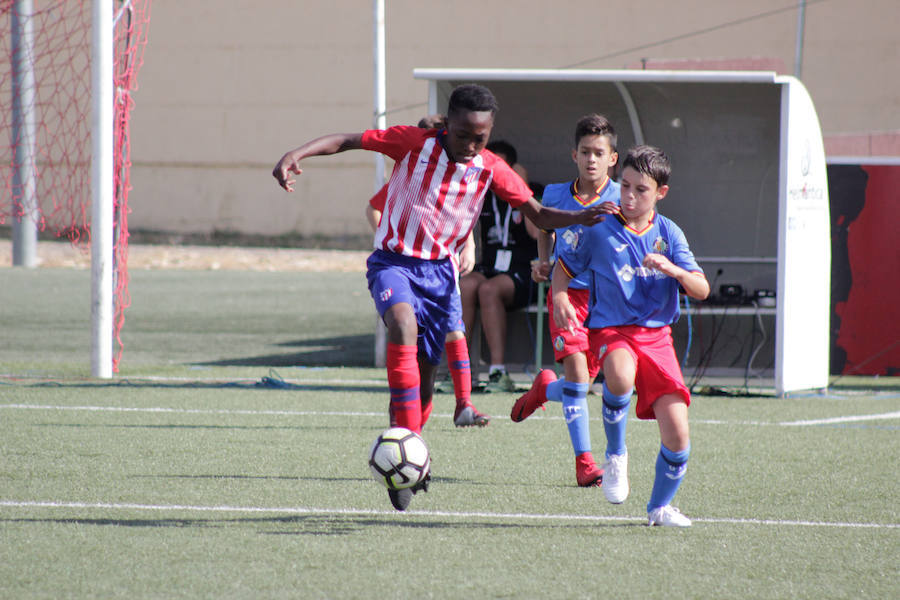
[494,249,512,272]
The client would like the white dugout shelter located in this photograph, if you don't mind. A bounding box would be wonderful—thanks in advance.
[414,68,830,397]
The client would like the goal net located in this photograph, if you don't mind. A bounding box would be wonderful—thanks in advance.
[1,0,151,371]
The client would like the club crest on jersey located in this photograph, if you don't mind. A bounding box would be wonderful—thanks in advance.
[561,227,582,250]
[380,288,393,303]
[554,336,566,352]
[653,236,669,254]
[464,166,480,183]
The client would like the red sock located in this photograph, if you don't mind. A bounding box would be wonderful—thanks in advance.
[445,337,472,410]
[386,343,421,433]
[420,399,433,428]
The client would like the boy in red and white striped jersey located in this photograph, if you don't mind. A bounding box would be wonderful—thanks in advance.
[273,84,615,511]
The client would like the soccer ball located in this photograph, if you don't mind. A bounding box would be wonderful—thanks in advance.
[368,427,430,490]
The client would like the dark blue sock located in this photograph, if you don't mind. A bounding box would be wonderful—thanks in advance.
[561,381,590,456]
[648,443,691,512]
[601,382,631,458]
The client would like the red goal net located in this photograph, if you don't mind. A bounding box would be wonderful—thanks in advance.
[1,0,151,371]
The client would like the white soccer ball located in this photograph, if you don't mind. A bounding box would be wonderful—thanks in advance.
[368,427,430,490]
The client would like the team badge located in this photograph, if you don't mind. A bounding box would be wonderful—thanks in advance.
[598,344,608,359]
[553,335,566,352]
[561,227,581,250]
[653,236,669,254]
[380,288,393,302]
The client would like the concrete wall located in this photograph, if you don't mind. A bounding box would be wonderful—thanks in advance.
[127,0,900,245]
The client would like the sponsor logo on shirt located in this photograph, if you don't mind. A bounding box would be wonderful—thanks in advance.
[618,264,636,282]
[618,263,665,282]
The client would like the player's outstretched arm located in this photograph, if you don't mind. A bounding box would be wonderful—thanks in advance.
[273,132,364,192]
[518,198,618,230]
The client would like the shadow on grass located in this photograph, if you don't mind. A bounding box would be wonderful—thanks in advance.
[127,474,481,487]
[197,334,374,368]
[129,474,372,483]
[35,423,368,431]
[12,378,387,394]
[2,513,640,533]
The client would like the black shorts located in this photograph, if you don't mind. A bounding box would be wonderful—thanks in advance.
[473,263,535,310]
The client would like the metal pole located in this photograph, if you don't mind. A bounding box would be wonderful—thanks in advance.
[11,0,38,268]
[373,0,386,182]
[91,0,114,378]
[373,0,387,368]
[794,0,806,78]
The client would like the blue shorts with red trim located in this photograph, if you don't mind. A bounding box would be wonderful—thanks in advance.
[366,249,457,365]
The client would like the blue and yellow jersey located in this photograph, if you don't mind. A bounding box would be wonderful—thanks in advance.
[557,210,703,328]
[542,178,620,289]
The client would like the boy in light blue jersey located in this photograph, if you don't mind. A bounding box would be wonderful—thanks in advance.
[519,145,710,526]
[512,114,619,488]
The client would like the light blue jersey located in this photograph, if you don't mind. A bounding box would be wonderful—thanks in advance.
[557,211,702,328]
[542,179,620,290]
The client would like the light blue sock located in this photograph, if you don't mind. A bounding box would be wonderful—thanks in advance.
[545,376,565,402]
[601,382,631,458]
[561,381,591,456]
[647,443,691,512]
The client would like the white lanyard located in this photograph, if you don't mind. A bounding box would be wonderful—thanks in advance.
[491,194,513,248]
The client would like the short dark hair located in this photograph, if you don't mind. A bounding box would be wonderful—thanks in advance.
[447,84,499,118]
[575,114,617,151]
[486,140,517,165]
[623,145,671,187]
[417,114,445,129]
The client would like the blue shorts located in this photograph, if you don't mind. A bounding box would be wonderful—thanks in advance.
[367,250,461,365]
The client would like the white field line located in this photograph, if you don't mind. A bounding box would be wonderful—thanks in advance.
[778,411,900,426]
[0,500,896,530]
[1,403,899,427]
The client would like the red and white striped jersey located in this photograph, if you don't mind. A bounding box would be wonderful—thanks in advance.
[361,126,531,261]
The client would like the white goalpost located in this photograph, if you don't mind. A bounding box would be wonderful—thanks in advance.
[10,0,37,268]
[3,0,150,378]
[91,0,114,378]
